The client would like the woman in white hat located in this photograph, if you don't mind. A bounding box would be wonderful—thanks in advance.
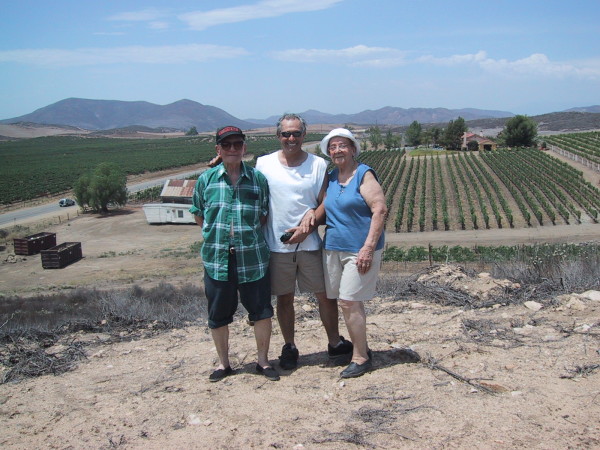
[319,128,387,378]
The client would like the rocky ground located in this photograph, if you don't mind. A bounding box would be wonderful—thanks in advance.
[1,208,600,448]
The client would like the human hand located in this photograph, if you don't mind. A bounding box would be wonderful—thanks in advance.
[208,155,222,167]
[282,227,309,245]
[298,209,316,234]
[356,246,374,274]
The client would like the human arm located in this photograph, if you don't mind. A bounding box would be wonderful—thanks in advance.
[357,170,387,274]
[286,173,328,244]
[193,214,204,227]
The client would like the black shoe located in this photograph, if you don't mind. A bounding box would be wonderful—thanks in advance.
[328,336,353,363]
[209,366,233,382]
[340,359,373,378]
[256,364,280,381]
[279,343,299,370]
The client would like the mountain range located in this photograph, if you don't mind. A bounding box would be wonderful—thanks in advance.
[1,98,599,132]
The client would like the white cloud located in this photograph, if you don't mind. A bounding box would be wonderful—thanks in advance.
[149,21,170,30]
[0,44,249,67]
[108,8,168,22]
[420,51,600,79]
[179,0,343,30]
[271,45,407,67]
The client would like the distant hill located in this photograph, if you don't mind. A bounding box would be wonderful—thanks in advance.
[2,98,599,133]
[247,106,514,126]
[464,111,600,133]
[564,105,600,113]
[0,98,258,132]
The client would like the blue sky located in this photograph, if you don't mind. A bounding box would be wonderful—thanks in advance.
[1,0,599,121]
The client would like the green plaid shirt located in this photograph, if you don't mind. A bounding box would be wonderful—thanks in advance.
[190,162,270,283]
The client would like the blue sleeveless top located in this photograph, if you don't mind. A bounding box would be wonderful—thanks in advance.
[323,163,385,252]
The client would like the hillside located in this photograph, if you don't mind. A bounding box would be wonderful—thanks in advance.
[0,98,258,132]
[463,111,600,134]
[247,106,514,127]
[3,98,600,134]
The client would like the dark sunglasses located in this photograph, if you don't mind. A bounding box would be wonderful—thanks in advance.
[219,140,245,150]
[280,131,303,138]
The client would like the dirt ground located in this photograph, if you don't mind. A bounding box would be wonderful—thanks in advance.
[1,208,600,449]
[1,124,600,448]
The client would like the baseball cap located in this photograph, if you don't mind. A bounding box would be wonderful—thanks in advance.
[216,126,245,144]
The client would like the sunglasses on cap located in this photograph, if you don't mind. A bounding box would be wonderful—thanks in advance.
[280,131,303,138]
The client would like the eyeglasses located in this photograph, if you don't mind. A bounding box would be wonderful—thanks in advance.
[219,140,245,150]
[280,131,303,138]
[328,143,350,151]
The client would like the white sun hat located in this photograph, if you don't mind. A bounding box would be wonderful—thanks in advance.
[320,128,361,157]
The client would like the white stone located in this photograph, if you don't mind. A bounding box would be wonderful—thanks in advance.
[301,304,313,312]
[566,298,586,311]
[187,414,202,425]
[524,301,543,311]
[580,290,600,302]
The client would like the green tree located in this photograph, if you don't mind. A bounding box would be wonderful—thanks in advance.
[430,126,442,147]
[75,163,127,213]
[405,121,422,147]
[367,126,383,150]
[73,172,92,209]
[384,129,401,149]
[442,117,467,150]
[501,115,538,147]
[185,126,199,136]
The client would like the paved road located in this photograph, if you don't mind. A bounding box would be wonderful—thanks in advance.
[0,168,205,228]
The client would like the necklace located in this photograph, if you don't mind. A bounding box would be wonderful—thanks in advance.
[337,162,357,198]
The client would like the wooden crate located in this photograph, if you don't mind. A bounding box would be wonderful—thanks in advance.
[41,242,82,269]
[13,232,57,255]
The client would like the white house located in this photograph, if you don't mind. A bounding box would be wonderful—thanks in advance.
[143,179,197,224]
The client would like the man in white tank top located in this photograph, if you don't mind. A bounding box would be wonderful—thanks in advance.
[255,113,353,370]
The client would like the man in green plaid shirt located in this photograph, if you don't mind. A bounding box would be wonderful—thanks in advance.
[190,126,279,382]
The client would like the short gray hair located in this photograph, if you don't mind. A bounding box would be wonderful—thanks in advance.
[276,113,307,136]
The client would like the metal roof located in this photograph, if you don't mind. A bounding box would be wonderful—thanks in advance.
[160,179,195,198]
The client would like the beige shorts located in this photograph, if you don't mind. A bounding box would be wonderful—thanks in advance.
[269,250,326,296]
[323,249,383,301]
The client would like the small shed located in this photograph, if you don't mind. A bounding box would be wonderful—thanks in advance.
[143,203,196,224]
[143,178,197,224]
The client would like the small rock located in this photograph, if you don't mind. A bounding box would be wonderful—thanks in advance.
[524,301,543,311]
[301,304,313,312]
[574,324,592,333]
[580,290,600,302]
[566,298,586,311]
[187,414,201,425]
[410,302,427,309]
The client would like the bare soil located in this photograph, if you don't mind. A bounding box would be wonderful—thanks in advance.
[1,208,600,449]
[1,124,600,448]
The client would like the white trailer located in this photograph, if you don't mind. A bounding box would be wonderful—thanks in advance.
[142,203,196,224]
